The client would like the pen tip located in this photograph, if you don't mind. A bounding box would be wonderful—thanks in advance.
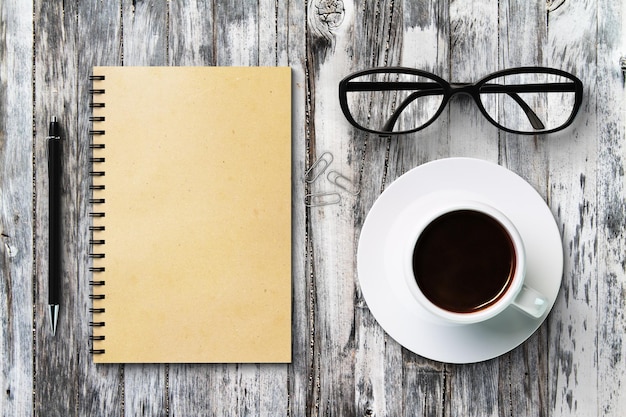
[49,304,59,336]
[51,116,57,123]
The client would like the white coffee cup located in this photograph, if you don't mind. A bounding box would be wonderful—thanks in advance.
[403,200,547,325]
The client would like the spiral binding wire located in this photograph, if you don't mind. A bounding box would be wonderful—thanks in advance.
[89,74,106,355]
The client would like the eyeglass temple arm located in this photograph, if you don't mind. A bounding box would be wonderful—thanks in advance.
[381,89,439,132]
[482,83,546,129]
[379,83,546,132]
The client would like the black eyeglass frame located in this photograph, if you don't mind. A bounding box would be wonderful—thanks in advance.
[338,66,584,136]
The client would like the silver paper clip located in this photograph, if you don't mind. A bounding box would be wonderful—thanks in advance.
[304,192,341,207]
[305,151,334,183]
[327,170,360,195]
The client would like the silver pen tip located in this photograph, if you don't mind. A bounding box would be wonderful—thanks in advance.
[49,304,59,336]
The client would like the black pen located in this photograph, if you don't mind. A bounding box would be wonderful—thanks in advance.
[47,117,62,336]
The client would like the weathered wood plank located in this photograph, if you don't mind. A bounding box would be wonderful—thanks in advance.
[282,0,311,414]
[123,0,169,66]
[167,2,300,416]
[206,4,267,412]
[596,0,626,415]
[543,1,600,416]
[395,2,451,417]
[256,2,301,416]
[0,1,34,416]
[390,0,451,174]
[496,2,551,416]
[345,0,451,415]
[445,2,502,417]
[166,3,217,415]
[75,1,124,416]
[447,0,500,160]
[120,1,169,416]
[305,0,369,414]
[33,1,83,415]
[215,0,260,66]
[347,1,409,415]
[169,0,215,66]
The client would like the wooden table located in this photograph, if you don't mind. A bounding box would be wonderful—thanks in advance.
[1,1,625,415]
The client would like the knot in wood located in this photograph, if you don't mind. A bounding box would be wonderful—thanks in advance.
[314,0,345,30]
[546,0,566,12]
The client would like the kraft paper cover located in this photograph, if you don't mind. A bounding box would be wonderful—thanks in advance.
[90,67,291,363]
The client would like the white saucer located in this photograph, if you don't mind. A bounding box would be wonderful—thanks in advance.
[357,157,563,363]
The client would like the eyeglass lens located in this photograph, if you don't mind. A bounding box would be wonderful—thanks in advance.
[344,72,445,134]
[478,72,577,133]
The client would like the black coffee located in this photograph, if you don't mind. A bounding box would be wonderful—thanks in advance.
[412,210,516,313]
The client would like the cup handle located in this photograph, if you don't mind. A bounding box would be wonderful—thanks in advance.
[511,285,548,318]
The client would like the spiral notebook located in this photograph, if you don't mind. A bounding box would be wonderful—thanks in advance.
[89,66,292,363]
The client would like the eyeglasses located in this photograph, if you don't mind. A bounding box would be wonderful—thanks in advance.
[338,67,583,135]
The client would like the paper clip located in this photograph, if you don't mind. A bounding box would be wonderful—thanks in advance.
[327,170,360,195]
[305,151,334,183]
[304,192,341,207]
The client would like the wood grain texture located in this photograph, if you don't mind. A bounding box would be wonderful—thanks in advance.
[76,1,123,416]
[494,2,550,417]
[544,2,600,416]
[1,0,626,415]
[597,0,626,415]
[120,2,170,416]
[33,1,82,416]
[0,1,34,416]
[167,4,217,415]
